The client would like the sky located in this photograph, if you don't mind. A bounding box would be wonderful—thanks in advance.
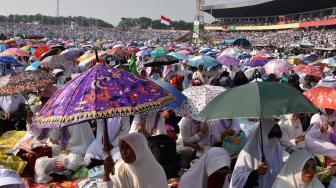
[0,0,247,25]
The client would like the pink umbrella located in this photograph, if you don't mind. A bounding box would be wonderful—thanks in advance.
[216,55,240,67]
[178,49,190,55]
[5,48,30,57]
[264,59,292,78]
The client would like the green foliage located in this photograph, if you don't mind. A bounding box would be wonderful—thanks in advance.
[2,14,113,28]
[117,17,193,30]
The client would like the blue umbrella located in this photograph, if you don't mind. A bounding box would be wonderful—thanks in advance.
[25,61,41,71]
[233,38,252,47]
[199,47,212,53]
[188,55,219,68]
[0,44,7,52]
[238,54,252,60]
[0,56,22,67]
[168,52,188,60]
[149,78,187,109]
[247,60,268,67]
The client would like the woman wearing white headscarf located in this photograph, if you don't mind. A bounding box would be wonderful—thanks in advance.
[305,109,336,158]
[229,119,283,188]
[179,147,231,188]
[272,149,324,188]
[99,132,168,188]
[85,117,130,162]
[278,114,305,150]
[0,166,25,188]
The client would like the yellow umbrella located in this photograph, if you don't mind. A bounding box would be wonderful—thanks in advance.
[288,58,304,65]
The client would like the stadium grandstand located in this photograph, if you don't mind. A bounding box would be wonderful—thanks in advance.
[203,0,336,31]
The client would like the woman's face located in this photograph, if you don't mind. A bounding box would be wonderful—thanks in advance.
[301,159,316,183]
[268,124,282,139]
[119,140,136,164]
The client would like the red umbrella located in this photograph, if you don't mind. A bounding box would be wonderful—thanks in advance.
[250,56,268,62]
[34,45,50,59]
[293,65,325,78]
[127,47,140,55]
[107,48,130,57]
[304,86,336,109]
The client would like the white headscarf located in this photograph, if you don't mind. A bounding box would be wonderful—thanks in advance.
[272,149,324,188]
[230,119,283,188]
[130,112,167,136]
[278,114,305,149]
[179,147,231,188]
[0,166,25,188]
[67,122,95,155]
[110,132,167,188]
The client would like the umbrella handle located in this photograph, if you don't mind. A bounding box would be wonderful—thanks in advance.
[103,118,111,153]
[95,49,99,62]
[260,119,265,162]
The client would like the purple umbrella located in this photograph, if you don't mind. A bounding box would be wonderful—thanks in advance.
[216,55,240,67]
[60,48,83,59]
[33,63,175,128]
[247,60,269,67]
[136,50,150,57]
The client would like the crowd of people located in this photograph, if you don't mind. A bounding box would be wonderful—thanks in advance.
[0,25,335,188]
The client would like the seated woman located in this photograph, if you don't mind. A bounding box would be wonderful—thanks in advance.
[35,122,95,182]
[208,119,241,147]
[278,114,305,151]
[85,117,130,163]
[98,132,167,188]
[130,111,167,137]
[179,147,231,188]
[305,108,336,160]
[230,119,284,188]
[0,94,27,135]
[272,149,323,188]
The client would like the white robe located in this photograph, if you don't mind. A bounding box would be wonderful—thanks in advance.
[176,117,211,152]
[272,149,324,188]
[130,112,167,136]
[305,112,336,158]
[85,117,130,162]
[0,94,25,114]
[278,114,305,150]
[208,119,241,146]
[229,119,284,188]
[330,178,336,188]
[98,133,168,188]
[179,147,231,188]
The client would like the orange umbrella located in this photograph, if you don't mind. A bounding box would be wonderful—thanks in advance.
[107,48,129,57]
[304,86,336,109]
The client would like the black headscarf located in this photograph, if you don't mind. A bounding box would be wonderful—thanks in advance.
[233,71,249,86]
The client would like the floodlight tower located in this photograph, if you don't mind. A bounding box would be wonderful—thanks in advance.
[56,0,60,17]
[194,0,205,43]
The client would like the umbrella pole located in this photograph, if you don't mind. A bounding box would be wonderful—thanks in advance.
[103,118,111,153]
[260,118,265,162]
[103,118,114,181]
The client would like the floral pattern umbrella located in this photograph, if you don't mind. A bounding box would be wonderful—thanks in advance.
[4,48,30,57]
[175,85,225,121]
[41,55,77,71]
[264,59,292,78]
[293,65,325,78]
[304,86,336,110]
[33,63,175,128]
[0,71,55,96]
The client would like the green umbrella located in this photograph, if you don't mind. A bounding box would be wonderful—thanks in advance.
[199,82,318,120]
[199,82,318,161]
[151,47,168,57]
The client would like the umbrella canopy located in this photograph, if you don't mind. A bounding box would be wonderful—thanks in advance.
[41,55,76,71]
[5,48,30,57]
[151,47,169,57]
[33,45,50,59]
[238,54,252,60]
[175,85,225,121]
[32,63,175,128]
[25,61,41,71]
[293,65,325,78]
[233,38,252,47]
[187,55,220,68]
[303,86,336,110]
[0,56,22,67]
[0,71,54,96]
[199,82,317,120]
[288,58,304,65]
[149,78,187,109]
[246,59,268,67]
[322,58,336,67]
[168,52,188,60]
[107,48,130,58]
[136,50,150,57]
[178,49,191,55]
[144,55,179,67]
[216,55,240,67]
[127,47,140,55]
[60,48,83,59]
[221,48,240,57]
[264,59,292,78]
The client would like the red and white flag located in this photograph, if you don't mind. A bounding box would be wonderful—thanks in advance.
[161,15,171,26]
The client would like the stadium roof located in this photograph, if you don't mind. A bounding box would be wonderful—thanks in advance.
[203,0,336,18]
